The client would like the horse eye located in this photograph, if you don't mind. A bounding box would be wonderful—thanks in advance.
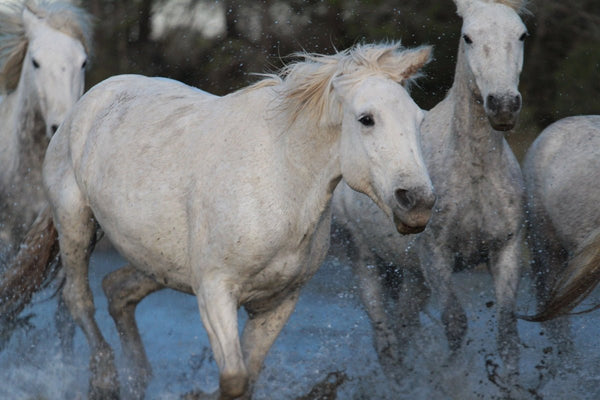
[32,59,40,69]
[462,34,473,45]
[358,114,375,127]
[81,59,87,69]
[519,32,528,42]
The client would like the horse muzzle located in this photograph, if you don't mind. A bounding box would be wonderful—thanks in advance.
[485,92,522,131]
[391,187,436,235]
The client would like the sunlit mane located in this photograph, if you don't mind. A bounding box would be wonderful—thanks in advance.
[244,42,426,127]
[492,0,529,14]
[0,0,93,93]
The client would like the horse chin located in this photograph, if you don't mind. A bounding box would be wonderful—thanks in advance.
[486,114,518,132]
[490,122,515,132]
[393,213,427,235]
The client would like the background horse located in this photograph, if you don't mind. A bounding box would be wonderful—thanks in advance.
[41,43,434,399]
[331,0,528,388]
[521,116,600,336]
[0,0,91,346]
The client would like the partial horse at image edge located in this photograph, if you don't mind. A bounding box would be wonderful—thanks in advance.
[520,227,600,321]
[0,0,92,347]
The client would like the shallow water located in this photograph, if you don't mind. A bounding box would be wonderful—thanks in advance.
[1,246,599,399]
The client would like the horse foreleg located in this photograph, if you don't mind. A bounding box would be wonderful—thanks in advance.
[392,267,430,356]
[418,240,467,354]
[103,264,164,399]
[195,282,247,400]
[352,256,403,380]
[241,289,302,398]
[490,236,522,382]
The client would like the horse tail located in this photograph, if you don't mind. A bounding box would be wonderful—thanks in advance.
[0,205,60,331]
[520,227,600,322]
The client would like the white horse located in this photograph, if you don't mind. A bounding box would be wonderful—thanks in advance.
[331,0,528,386]
[0,0,91,349]
[0,0,91,262]
[521,116,600,336]
[42,43,435,399]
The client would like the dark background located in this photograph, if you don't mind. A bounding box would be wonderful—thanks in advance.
[82,0,600,159]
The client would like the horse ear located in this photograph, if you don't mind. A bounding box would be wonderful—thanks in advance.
[398,46,433,82]
[453,0,477,16]
[22,7,42,36]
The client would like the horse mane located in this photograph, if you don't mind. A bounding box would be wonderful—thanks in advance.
[0,0,93,94]
[242,42,425,128]
[495,0,529,14]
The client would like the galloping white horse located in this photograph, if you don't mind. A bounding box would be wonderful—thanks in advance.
[42,43,435,399]
[0,0,91,262]
[522,116,600,331]
[331,0,528,385]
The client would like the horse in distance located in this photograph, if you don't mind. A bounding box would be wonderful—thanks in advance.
[331,0,529,388]
[41,42,435,399]
[0,0,92,347]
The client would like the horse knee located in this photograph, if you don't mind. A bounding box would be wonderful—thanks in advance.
[220,369,249,399]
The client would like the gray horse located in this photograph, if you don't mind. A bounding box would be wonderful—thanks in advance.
[522,116,600,344]
[331,0,528,384]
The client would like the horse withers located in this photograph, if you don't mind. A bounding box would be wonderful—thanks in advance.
[41,43,434,399]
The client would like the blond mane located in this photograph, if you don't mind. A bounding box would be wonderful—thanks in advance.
[241,42,426,128]
[489,0,529,14]
[0,0,93,93]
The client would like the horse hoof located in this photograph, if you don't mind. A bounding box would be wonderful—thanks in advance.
[89,386,120,400]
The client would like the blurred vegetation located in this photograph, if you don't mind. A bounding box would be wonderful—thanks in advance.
[80,0,600,159]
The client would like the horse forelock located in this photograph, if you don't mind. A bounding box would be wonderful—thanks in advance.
[251,42,417,128]
[0,0,92,94]
[483,0,529,14]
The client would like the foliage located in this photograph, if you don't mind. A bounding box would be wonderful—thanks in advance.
[80,0,600,156]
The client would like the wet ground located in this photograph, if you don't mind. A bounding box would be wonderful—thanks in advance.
[1,246,600,399]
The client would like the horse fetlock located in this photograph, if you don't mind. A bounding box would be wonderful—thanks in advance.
[89,346,119,398]
[442,306,468,352]
[219,370,249,399]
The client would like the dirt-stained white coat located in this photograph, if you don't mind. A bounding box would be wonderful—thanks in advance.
[43,43,436,399]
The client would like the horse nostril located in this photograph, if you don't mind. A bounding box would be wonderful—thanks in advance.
[51,124,59,134]
[486,94,500,112]
[510,94,522,112]
[395,188,415,210]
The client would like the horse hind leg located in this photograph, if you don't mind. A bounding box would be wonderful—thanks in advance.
[529,227,574,358]
[103,264,164,399]
[49,187,119,398]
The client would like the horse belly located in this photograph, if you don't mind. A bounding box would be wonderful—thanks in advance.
[89,191,193,293]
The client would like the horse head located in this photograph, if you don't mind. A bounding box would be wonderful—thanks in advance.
[334,45,436,234]
[22,7,88,137]
[455,0,528,131]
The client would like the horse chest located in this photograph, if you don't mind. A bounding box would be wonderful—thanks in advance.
[434,167,522,257]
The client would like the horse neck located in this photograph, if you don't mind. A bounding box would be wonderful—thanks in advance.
[446,43,505,158]
[280,115,342,223]
[11,75,49,177]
